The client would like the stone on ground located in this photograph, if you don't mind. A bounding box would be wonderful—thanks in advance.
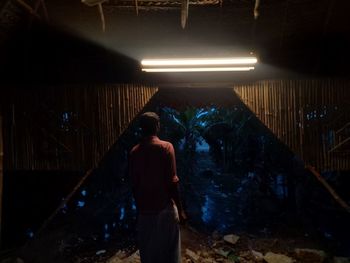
[214,248,232,258]
[107,250,140,263]
[107,250,126,263]
[186,248,200,262]
[251,249,264,262]
[223,234,240,245]
[264,252,294,263]
[295,248,326,262]
[333,257,350,263]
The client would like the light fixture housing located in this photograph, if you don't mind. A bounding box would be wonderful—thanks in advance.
[142,67,255,72]
[141,57,257,72]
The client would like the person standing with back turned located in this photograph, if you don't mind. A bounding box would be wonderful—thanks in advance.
[129,112,187,263]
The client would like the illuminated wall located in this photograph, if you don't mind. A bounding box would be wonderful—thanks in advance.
[234,79,350,171]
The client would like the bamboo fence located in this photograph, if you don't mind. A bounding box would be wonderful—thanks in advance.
[234,79,350,172]
[2,84,158,171]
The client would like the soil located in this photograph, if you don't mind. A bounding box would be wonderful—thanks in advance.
[74,224,346,263]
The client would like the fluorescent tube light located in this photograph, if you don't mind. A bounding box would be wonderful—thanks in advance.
[141,57,257,66]
[142,67,255,72]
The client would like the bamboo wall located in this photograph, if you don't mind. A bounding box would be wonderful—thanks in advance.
[3,84,158,171]
[4,80,349,172]
[234,79,350,172]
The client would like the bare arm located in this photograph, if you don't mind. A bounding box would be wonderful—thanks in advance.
[167,143,187,223]
[170,182,187,223]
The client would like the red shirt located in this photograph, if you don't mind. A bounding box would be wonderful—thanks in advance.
[129,136,179,214]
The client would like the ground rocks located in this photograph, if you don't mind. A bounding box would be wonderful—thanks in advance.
[264,252,294,263]
[333,257,350,263]
[251,249,264,262]
[186,248,200,262]
[223,234,240,245]
[295,248,327,262]
[107,250,140,263]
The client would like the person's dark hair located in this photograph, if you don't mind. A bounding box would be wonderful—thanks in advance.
[139,112,160,136]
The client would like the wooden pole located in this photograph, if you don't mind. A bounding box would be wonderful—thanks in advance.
[134,0,139,15]
[40,0,49,21]
[36,169,93,236]
[97,3,105,32]
[0,115,3,247]
[306,165,350,214]
[16,0,41,19]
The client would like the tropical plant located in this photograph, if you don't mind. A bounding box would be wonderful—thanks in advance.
[159,106,213,187]
[201,106,254,172]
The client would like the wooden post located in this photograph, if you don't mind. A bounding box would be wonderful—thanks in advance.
[16,0,41,19]
[134,0,139,15]
[97,3,105,32]
[81,0,106,32]
[0,114,3,247]
[306,165,350,214]
[36,169,93,235]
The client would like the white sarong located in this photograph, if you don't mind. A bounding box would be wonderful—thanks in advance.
[137,203,181,263]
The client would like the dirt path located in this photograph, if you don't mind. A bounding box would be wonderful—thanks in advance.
[105,225,349,263]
